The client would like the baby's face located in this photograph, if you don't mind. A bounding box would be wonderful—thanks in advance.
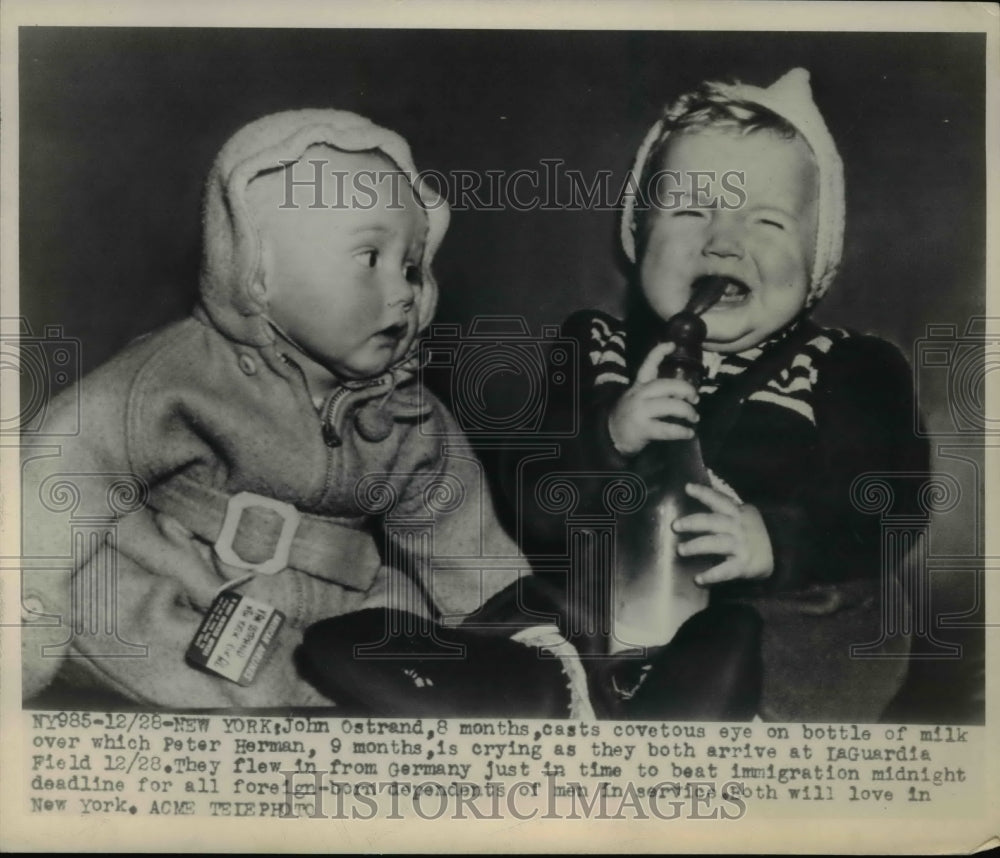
[248,148,427,382]
[638,127,819,352]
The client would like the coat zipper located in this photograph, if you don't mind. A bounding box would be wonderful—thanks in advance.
[317,376,389,506]
[319,375,388,447]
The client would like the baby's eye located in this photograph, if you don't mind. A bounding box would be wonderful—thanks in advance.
[404,263,423,286]
[757,218,786,231]
[674,209,708,219]
[355,249,379,269]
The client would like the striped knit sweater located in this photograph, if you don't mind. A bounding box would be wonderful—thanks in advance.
[587,312,846,429]
[520,310,929,596]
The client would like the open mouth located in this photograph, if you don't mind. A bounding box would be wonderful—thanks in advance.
[712,276,751,305]
[376,321,408,342]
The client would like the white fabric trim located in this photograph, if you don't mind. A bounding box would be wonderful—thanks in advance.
[749,389,816,423]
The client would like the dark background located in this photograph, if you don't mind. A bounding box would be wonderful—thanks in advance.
[18,28,987,719]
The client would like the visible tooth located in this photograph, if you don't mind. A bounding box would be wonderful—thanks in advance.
[720,280,750,297]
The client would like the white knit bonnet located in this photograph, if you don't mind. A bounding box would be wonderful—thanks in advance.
[199,108,449,348]
[620,68,844,307]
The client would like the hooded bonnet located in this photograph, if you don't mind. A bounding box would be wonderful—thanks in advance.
[198,108,449,348]
[620,68,844,307]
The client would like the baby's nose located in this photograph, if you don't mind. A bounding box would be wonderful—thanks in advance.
[702,216,745,258]
[386,273,416,309]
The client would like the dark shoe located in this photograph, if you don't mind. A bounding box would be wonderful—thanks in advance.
[599,604,762,721]
[300,609,589,718]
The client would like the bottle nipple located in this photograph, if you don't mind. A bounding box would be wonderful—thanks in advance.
[685,274,730,317]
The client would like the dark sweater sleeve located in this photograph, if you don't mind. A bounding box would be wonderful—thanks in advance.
[748,334,930,594]
[552,310,632,471]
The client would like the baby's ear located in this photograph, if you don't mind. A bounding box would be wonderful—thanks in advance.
[250,236,275,303]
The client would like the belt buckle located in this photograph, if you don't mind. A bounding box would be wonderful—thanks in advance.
[214,491,301,576]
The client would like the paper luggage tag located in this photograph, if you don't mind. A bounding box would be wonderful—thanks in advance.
[186,590,285,686]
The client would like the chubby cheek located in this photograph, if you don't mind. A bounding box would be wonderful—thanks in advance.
[760,255,810,308]
[639,241,694,316]
[759,229,811,282]
[341,290,386,332]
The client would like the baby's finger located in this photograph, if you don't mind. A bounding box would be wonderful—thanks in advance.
[673,512,738,536]
[638,378,700,404]
[643,397,700,426]
[693,559,743,587]
[644,420,696,442]
[635,342,677,385]
[676,533,736,557]
[685,482,742,517]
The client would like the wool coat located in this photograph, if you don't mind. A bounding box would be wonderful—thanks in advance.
[20,110,524,707]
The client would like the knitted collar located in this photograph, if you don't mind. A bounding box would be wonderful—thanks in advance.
[702,317,804,381]
[624,303,809,382]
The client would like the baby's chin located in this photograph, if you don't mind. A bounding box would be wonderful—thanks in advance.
[703,325,773,354]
[701,307,803,353]
[334,337,416,380]
[704,340,759,354]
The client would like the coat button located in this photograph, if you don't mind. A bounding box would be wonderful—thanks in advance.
[238,354,257,375]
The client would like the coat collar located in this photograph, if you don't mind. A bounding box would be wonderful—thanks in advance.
[314,350,433,447]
